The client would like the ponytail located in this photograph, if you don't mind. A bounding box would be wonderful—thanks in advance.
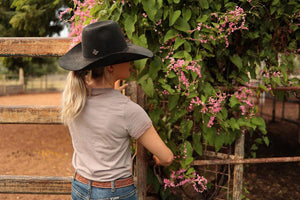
[61,70,88,125]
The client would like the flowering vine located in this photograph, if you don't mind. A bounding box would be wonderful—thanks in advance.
[61,0,299,198]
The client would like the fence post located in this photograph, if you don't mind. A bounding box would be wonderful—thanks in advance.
[136,85,148,200]
[3,75,6,95]
[232,132,245,200]
[19,68,24,92]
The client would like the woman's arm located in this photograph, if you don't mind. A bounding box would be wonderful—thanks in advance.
[137,125,174,166]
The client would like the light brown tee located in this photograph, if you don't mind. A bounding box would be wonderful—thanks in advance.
[68,88,152,181]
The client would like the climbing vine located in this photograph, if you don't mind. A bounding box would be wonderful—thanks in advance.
[60,0,299,198]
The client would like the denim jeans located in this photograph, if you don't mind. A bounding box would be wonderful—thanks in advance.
[71,178,138,200]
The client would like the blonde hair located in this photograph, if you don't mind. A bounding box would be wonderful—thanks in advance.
[61,67,106,125]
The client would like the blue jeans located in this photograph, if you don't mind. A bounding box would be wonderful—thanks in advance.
[71,178,138,200]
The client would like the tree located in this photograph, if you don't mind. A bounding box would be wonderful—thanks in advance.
[0,0,73,76]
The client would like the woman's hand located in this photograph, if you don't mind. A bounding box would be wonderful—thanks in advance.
[114,80,128,92]
[153,155,161,165]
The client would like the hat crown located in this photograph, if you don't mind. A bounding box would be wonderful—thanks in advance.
[82,20,128,58]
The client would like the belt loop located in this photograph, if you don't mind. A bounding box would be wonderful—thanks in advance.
[111,181,115,193]
[73,170,77,181]
[88,180,92,200]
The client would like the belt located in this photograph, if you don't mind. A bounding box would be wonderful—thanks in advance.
[74,173,134,189]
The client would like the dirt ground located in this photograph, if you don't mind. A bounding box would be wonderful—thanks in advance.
[0,92,299,200]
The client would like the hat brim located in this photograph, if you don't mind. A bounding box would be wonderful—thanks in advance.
[58,42,153,71]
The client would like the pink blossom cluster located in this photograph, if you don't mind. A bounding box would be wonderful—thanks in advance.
[183,6,248,47]
[189,87,256,127]
[164,168,207,193]
[233,87,255,118]
[217,6,248,47]
[167,57,201,96]
[59,0,101,46]
[265,71,281,78]
[189,91,228,127]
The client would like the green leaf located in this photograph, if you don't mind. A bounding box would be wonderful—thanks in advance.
[215,133,225,152]
[180,119,193,139]
[251,116,266,126]
[149,57,162,80]
[173,51,192,60]
[201,43,213,53]
[160,83,176,95]
[134,59,147,71]
[174,17,191,32]
[142,0,157,22]
[230,54,243,70]
[229,118,240,131]
[229,95,240,108]
[123,13,137,38]
[255,138,263,144]
[186,168,195,175]
[168,94,180,111]
[181,156,194,168]
[199,0,209,9]
[132,34,148,48]
[157,0,163,8]
[141,77,154,97]
[163,29,179,43]
[250,144,258,151]
[149,108,163,126]
[182,7,192,21]
[193,132,203,156]
[259,84,268,92]
[184,42,192,52]
[169,10,181,26]
[163,7,169,20]
[173,51,185,58]
[183,141,193,157]
[174,37,185,50]
[170,108,186,123]
[263,136,269,146]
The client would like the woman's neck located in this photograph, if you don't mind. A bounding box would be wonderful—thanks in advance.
[88,77,114,89]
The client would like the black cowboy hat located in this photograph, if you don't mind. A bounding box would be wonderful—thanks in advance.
[58,20,153,71]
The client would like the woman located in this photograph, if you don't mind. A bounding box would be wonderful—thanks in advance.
[58,20,173,200]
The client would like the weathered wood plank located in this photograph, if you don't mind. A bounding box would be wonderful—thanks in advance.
[0,175,71,194]
[232,133,245,200]
[136,85,148,200]
[0,106,61,124]
[0,37,73,57]
[192,156,300,165]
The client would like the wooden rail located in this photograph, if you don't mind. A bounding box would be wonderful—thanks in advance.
[0,37,72,57]
[0,175,71,194]
[0,106,61,124]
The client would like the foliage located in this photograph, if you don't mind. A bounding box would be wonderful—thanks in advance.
[0,0,73,76]
[62,0,299,198]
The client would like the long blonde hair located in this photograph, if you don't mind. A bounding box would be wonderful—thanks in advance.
[61,70,88,125]
[61,66,109,125]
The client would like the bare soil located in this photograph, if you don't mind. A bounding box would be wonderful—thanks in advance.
[0,93,299,200]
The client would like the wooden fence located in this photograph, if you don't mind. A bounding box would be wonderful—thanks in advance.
[0,37,156,199]
[1,37,300,200]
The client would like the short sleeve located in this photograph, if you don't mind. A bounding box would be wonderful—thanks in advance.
[125,101,152,140]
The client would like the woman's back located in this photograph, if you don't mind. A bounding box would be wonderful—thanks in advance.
[69,88,152,182]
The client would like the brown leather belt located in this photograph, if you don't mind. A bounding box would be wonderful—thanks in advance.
[75,173,134,189]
